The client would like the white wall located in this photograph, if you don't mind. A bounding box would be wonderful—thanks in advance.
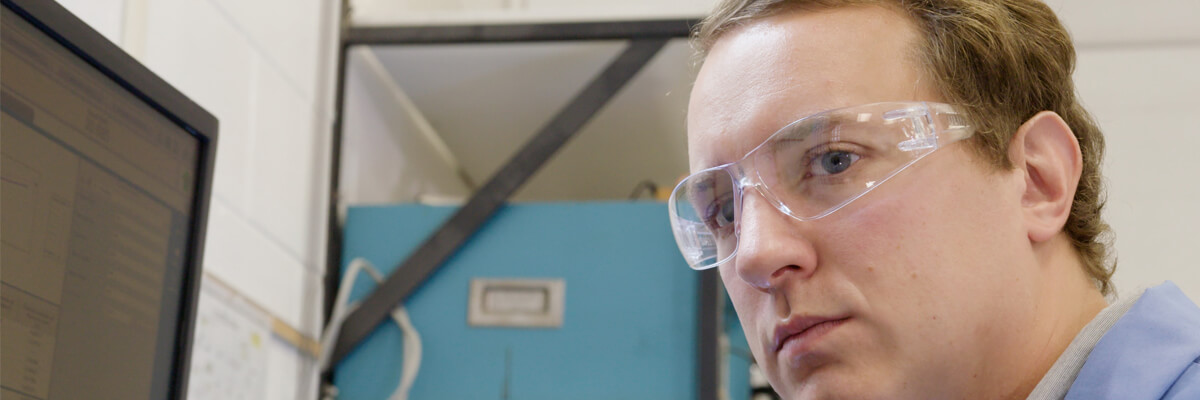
[1049,0,1200,302]
[339,47,472,205]
[58,0,339,397]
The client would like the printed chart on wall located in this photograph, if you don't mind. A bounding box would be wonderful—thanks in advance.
[185,279,270,400]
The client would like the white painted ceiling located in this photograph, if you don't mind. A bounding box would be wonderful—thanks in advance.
[366,38,697,202]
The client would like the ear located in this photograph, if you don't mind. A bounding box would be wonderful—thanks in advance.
[1007,111,1083,243]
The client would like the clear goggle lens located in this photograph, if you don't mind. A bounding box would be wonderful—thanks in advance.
[669,102,972,270]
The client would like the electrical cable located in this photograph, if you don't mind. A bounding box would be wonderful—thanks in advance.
[320,258,422,400]
[628,180,659,200]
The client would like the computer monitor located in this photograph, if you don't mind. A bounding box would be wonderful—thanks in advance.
[1,0,217,399]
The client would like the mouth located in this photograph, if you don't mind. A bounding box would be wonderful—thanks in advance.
[773,315,852,355]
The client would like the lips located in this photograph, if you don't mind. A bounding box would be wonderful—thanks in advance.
[773,315,851,354]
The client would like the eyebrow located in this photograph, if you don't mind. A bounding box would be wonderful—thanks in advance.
[770,112,849,143]
[698,108,858,170]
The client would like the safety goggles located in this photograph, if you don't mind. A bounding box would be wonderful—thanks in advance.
[669,102,974,270]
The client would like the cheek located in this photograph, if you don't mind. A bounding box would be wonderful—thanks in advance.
[826,158,1030,352]
[834,155,1020,284]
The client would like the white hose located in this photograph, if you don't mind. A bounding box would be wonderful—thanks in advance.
[319,258,422,400]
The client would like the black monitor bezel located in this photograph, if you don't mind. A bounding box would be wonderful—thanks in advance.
[2,0,218,398]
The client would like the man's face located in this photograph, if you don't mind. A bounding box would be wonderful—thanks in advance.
[688,5,1042,399]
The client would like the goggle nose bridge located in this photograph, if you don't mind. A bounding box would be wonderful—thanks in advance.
[729,170,798,231]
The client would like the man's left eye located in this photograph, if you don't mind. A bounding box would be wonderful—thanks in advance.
[813,150,860,175]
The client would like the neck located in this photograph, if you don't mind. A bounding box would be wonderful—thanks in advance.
[1004,234,1109,399]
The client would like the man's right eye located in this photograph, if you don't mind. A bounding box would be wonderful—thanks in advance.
[703,196,736,234]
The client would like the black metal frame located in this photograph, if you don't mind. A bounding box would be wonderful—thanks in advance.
[320,0,352,389]
[3,1,219,399]
[697,269,722,399]
[347,19,698,44]
[325,17,722,400]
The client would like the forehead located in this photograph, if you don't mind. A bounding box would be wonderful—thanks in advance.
[687,5,935,171]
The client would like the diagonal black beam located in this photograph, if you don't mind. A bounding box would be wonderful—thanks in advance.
[329,37,670,366]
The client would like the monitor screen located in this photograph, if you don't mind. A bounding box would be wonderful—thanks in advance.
[1,1,215,399]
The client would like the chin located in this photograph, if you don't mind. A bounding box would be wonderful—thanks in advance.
[772,367,893,400]
[782,385,887,400]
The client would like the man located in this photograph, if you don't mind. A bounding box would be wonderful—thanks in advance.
[667,0,1200,398]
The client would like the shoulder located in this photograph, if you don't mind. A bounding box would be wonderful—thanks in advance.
[1067,282,1200,400]
[1164,361,1200,399]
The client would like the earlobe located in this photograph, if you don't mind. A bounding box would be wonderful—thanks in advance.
[1010,111,1083,243]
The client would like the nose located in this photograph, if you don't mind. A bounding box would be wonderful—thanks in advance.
[732,189,819,291]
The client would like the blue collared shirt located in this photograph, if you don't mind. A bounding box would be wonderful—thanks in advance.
[1067,282,1200,399]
